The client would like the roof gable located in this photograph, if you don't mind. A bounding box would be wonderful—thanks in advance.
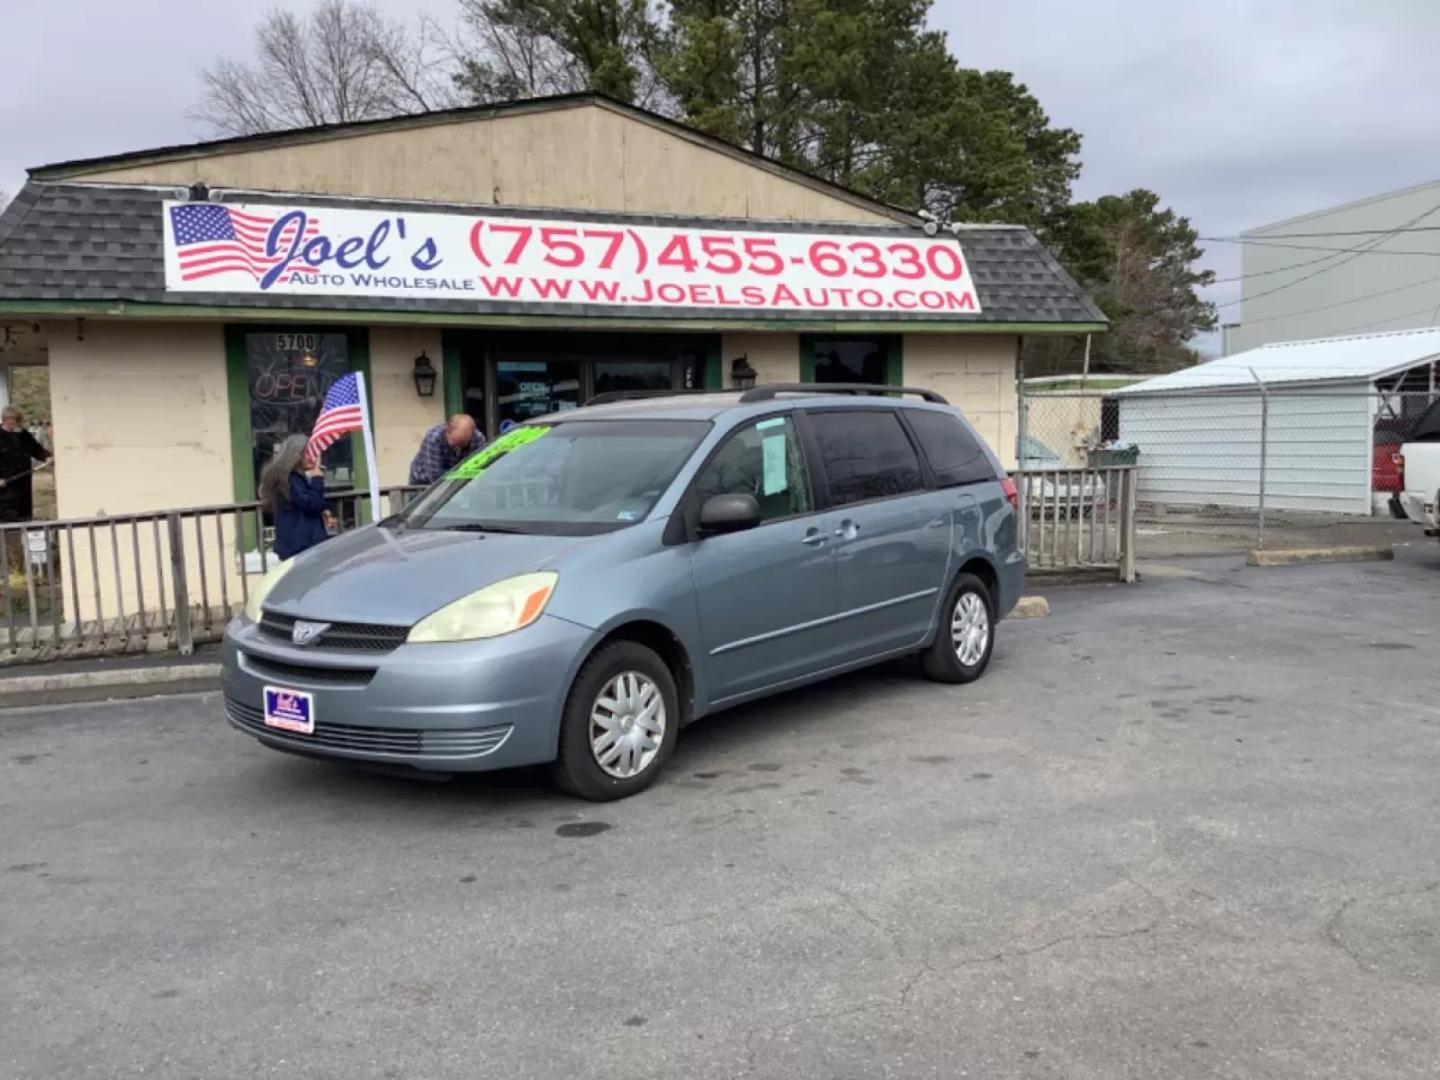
[32,94,909,226]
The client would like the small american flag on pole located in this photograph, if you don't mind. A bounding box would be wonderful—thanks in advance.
[307,373,365,460]
[168,204,320,284]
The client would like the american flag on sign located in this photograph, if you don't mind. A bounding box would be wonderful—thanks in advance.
[168,204,320,283]
[307,373,365,460]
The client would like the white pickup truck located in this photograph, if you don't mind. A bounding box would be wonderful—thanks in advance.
[1396,399,1440,540]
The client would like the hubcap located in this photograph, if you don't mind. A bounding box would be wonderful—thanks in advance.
[950,591,990,667]
[590,671,666,779]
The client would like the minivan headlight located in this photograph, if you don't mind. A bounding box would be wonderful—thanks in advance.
[408,572,558,643]
[243,558,294,622]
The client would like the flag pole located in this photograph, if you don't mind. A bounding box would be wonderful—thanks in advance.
[353,371,383,523]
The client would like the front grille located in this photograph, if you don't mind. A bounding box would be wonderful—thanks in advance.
[240,653,376,687]
[225,699,512,760]
[259,612,410,653]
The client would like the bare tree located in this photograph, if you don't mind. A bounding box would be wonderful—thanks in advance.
[451,0,584,102]
[191,0,460,136]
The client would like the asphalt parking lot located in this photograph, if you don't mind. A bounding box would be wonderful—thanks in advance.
[3,548,1439,1080]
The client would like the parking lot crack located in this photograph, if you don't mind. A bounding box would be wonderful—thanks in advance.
[1323,896,1366,970]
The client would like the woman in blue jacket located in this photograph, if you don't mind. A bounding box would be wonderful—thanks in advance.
[259,435,330,559]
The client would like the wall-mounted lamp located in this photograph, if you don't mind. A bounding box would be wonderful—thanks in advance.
[730,354,758,389]
[412,352,438,397]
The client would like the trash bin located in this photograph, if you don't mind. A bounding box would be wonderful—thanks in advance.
[1088,445,1139,467]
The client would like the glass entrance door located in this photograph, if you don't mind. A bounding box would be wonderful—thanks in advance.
[245,330,354,490]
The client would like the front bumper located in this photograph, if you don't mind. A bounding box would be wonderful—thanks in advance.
[221,613,594,773]
[1398,491,1437,530]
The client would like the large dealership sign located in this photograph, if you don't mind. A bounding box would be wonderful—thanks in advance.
[162,201,982,315]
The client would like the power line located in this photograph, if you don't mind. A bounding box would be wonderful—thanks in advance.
[1215,201,1440,309]
[1305,304,1440,337]
[1209,225,1440,241]
[1230,271,1440,326]
[1202,237,1440,256]
[1208,248,1352,284]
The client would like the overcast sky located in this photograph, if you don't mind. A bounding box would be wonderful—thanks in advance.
[4,0,1440,352]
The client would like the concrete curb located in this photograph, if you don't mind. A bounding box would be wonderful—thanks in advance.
[1011,595,1050,619]
[1247,545,1394,567]
[0,663,221,708]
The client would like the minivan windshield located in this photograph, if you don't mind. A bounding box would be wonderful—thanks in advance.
[399,419,710,536]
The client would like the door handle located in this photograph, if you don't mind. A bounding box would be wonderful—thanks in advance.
[833,520,860,540]
[801,529,828,547]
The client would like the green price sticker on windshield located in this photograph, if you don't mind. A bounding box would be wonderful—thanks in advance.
[446,425,550,480]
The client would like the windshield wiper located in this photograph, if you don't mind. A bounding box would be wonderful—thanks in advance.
[439,522,527,534]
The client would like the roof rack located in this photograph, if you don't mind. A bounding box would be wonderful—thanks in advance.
[584,388,738,407]
[738,383,950,405]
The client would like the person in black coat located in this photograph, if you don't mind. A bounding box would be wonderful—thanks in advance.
[0,406,51,575]
[259,435,330,560]
[0,406,51,524]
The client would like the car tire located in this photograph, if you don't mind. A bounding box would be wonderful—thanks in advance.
[551,640,679,801]
[921,572,995,684]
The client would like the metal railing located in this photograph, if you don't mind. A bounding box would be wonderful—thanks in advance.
[1016,466,1138,581]
[0,487,423,665]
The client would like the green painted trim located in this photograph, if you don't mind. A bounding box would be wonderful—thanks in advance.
[441,329,463,417]
[704,343,723,389]
[799,346,815,383]
[0,300,1105,336]
[348,330,373,524]
[883,337,903,386]
[223,326,256,507]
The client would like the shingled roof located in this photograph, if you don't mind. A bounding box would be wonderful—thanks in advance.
[0,181,1106,328]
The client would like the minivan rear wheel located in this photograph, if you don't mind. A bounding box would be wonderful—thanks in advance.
[551,640,679,800]
[921,572,995,684]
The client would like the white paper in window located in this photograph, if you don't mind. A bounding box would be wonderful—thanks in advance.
[762,434,787,496]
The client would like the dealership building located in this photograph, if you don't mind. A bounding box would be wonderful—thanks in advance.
[0,93,1103,521]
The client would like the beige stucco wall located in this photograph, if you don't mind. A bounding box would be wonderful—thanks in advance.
[903,334,1019,468]
[44,320,240,625]
[720,332,800,386]
[67,104,892,224]
[48,320,231,518]
[368,327,444,486]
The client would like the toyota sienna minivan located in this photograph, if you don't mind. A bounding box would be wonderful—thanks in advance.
[223,384,1025,800]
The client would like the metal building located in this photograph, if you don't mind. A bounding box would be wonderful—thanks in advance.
[1115,327,1440,516]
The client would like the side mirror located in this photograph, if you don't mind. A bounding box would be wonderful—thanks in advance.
[698,493,761,535]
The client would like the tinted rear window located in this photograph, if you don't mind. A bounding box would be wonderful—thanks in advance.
[906,410,994,487]
[808,410,924,505]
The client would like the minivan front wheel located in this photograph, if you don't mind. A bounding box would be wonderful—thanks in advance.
[552,641,679,800]
[921,573,995,684]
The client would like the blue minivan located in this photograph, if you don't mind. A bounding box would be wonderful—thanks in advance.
[223,384,1025,799]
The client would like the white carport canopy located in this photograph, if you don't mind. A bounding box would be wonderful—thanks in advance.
[1111,327,1440,515]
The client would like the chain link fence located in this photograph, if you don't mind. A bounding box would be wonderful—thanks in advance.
[1019,385,1433,559]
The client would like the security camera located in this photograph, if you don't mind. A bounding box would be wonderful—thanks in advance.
[923,220,940,236]
[948,222,964,237]
[918,209,938,221]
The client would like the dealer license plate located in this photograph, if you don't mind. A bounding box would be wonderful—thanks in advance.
[263,686,315,734]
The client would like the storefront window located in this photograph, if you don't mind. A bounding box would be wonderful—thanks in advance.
[496,360,582,430]
[246,331,354,492]
[809,337,895,385]
[594,360,674,395]
[451,333,716,436]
